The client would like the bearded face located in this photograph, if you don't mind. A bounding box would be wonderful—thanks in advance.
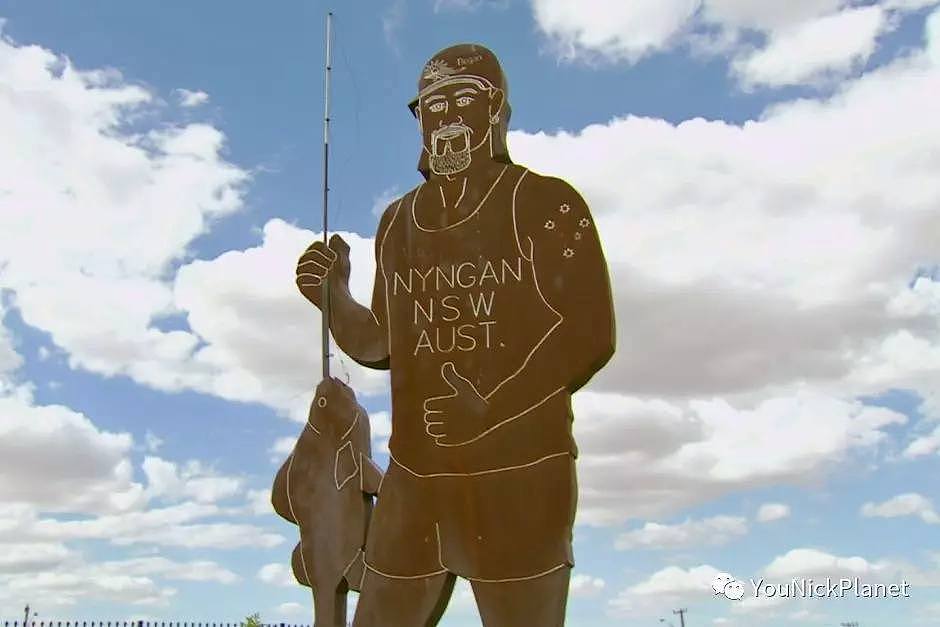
[429,123,473,175]
[417,79,502,177]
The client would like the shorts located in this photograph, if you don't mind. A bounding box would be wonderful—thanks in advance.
[363,452,576,582]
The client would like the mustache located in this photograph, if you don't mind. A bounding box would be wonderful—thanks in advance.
[430,123,472,155]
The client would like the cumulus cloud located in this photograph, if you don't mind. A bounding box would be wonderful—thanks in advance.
[609,546,939,617]
[609,564,720,615]
[258,562,297,587]
[573,389,904,524]
[0,28,392,427]
[570,573,607,597]
[172,220,389,421]
[904,423,940,458]
[0,389,143,514]
[274,602,306,616]
[756,503,791,522]
[531,0,937,88]
[176,88,209,107]
[0,554,236,608]
[502,25,940,522]
[861,493,940,524]
[731,6,888,88]
[615,515,748,550]
[764,547,896,580]
[531,0,701,62]
[142,456,243,504]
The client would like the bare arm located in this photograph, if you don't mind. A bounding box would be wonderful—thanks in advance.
[482,174,615,417]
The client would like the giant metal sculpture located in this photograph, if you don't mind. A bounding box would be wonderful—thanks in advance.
[278,42,615,626]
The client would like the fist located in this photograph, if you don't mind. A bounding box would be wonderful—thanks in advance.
[295,234,351,309]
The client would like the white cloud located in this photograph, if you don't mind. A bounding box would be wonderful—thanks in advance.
[732,6,888,88]
[0,541,73,572]
[610,546,938,618]
[609,564,720,614]
[757,503,791,522]
[861,493,940,524]
[371,185,401,217]
[929,6,940,62]
[531,0,701,62]
[0,390,143,514]
[904,424,940,458]
[275,602,306,616]
[531,0,938,89]
[0,553,235,609]
[142,456,243,504]
[764,547,895,580]
[258,562,297,587]
[573,389,904,524]
[144,430,164,453]
[0,303,23,381]
[93,556,239,584]
[172,220,389,421]
[504,27,940,522]
[270,435,296,462]
[176,88,209,107]
[570,573,607,597]
[701,0,844,32]
[2,570,176,607]
[245,488,274,516]
[0,27,390,432]
[615,515,748,550]
[27,501,284,549]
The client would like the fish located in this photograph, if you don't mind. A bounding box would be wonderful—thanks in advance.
[272,376,383,627]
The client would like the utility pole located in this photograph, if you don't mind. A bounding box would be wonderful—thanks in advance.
[674,608,688,627]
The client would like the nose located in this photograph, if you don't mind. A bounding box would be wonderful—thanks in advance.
[438,115,464,127]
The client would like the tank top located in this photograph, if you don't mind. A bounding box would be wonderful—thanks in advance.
[379,165,575,475]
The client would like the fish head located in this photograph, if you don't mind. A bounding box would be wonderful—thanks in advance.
[308,376,361,440]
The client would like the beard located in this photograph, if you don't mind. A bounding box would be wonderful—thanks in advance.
[428,123,473,176]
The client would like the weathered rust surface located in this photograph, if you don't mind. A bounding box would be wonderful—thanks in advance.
[271,376,382,627]
[292,43,616,626]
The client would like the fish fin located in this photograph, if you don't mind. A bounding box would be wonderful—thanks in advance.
[271,455,297,524]
[334,441,359,490]
[291,542,311,588]
[343,549,366,593]
[359,454,384,496]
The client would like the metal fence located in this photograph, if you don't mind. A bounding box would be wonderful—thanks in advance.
[3,622,310,627]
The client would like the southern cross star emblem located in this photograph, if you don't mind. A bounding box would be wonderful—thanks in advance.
[423,58,461,82]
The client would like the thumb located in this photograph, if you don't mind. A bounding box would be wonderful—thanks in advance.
[328,234,350,259]
[441,361,468,392]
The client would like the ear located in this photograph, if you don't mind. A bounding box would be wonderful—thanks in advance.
[488,87,505,122]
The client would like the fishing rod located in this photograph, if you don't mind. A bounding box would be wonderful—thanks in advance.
[321,11,333,379]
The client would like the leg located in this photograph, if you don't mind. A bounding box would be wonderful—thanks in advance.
[470,567,571,627]
[352,568,456,627]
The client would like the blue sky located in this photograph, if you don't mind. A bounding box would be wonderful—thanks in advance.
[1,0,939,625]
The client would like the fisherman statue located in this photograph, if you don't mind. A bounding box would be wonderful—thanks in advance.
[291,43,615,626]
